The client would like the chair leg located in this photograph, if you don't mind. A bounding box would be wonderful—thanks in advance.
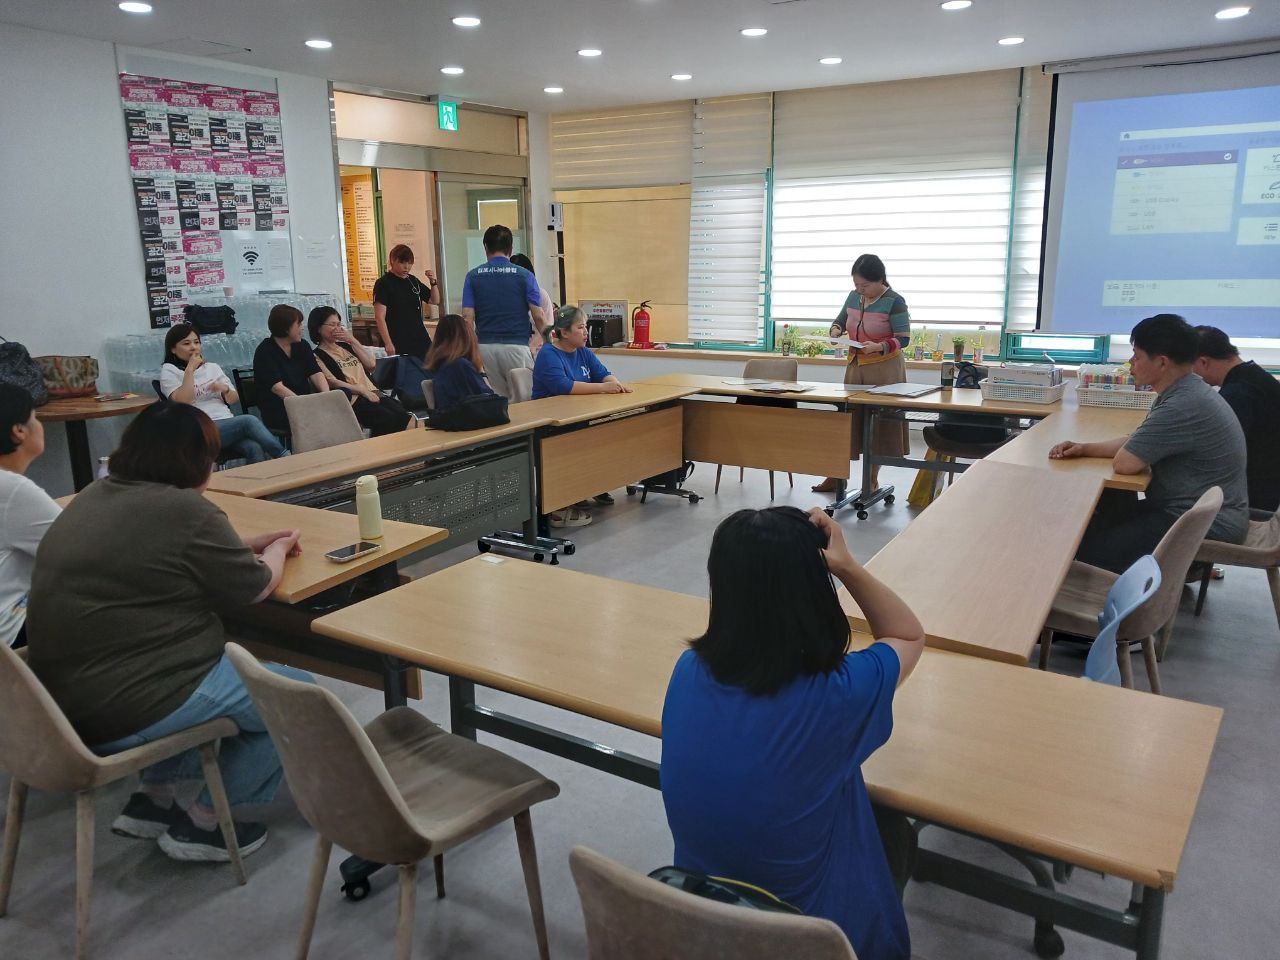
[769,471,775,500]
[738,467,744,483]
[1194,562,1212,617]
[1117,641,1134,689]
[714,465,722,495]
[1268,567,1280,632]
[0,779,28,917]
[199,742,247,885]
[514,811,551,960]
[1037,627,1053,670]
[1155,619,1174,662]
[295,836,332,960]
[433,854,445,898]
[788,472,793,488]
[396,863,418,960]
[1141,636,1163,695]
[75,791,94,960]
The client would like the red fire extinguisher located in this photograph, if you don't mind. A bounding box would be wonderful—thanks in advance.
[631,300,653,348]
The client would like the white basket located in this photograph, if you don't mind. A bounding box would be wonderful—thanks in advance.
[980,380,1066,404]
[1076,386,1157,409]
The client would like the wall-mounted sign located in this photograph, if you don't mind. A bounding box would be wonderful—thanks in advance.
[438,100,459,132]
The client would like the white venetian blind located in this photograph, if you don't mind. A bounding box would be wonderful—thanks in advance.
[1006,69,1054,332]
[688,95,772,343]
[771,70,1021,330]
[550,101,693,189]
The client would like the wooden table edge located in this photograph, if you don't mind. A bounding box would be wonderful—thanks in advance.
[277,526,449,603]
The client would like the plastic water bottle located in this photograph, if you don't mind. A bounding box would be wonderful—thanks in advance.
[96,457,110,480]
[355,475,384,540]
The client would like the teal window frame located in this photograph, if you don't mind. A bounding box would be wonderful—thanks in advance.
[1002,331,1110,364]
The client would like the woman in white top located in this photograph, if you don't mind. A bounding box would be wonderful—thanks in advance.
[160,323,287,463]
[0,383,60,648]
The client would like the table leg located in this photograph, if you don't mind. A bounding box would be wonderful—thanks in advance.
[449,677,479,740]
[64,420,95,492]
[1135,887,1164,960]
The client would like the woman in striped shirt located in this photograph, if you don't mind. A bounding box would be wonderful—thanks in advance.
[812,254,911,494]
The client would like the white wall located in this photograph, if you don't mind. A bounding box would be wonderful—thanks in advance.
[0,25,343,495]
[526,112,559,303]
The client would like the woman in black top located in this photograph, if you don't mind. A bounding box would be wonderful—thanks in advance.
[251,304,329,434]
[308,306,415,437]
[373,244,439,361]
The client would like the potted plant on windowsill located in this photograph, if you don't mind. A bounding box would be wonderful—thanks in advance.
[951,335,966,363]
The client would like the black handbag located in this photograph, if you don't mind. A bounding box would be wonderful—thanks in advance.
[427,392,510,431]
[0,338,50,406]
[184,304,238,336]
[647,866,801,915]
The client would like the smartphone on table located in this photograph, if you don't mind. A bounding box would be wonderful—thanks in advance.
[324,541,381,563]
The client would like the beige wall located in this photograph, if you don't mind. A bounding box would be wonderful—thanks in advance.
[334,92,520,155]
[378,168,439,315]
[557,185,690,343]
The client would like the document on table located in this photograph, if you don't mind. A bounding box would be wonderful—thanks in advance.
[869,382,941,398]
[721,377,772,385]
[750,382,816,394]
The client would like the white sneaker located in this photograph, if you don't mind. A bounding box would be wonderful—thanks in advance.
[550,507,592,528]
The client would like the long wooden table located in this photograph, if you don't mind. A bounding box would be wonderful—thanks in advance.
[37,394,156,491]
[837,460,1104,664]
[989,406,1151,493]
[312,556,1221,960]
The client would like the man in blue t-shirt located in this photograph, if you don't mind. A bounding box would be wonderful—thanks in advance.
[461,224,545,399]
[532,305,632,400]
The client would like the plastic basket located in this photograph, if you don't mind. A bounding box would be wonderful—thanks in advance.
[1076,386,1157,409]
[980,380,1066,404]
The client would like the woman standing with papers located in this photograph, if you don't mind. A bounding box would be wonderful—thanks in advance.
[813,255,912,493]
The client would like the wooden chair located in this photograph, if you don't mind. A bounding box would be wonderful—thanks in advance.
[569,846,857,959]
[284,391,363,454]
[715,358,797,500]
[225,643,559,960]
[1191,511,1280,634]
[1038,487,1222,694]
[0,643,245,960]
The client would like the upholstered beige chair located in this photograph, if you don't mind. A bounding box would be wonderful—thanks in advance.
[225,643,559,960]
[507,366,534,404]
[284,391,364,453]
[715,358,798,500]
[1192,511,1280,633]
[0,643,245,960]
[570,845,857,959]
[1038,487,1223,694]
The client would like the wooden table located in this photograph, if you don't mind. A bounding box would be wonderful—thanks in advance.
[36,394,155,491]
[312,557,1221,960]
[989,407,1151,492]
[837,459,1104,664]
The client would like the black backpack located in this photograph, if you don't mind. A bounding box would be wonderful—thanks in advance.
[0,338,50,406]
[184,304,238,336]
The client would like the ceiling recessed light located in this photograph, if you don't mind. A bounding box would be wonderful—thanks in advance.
[1215,6,1250,18]
[818,56,842,65]
[440,66,465,75]
[940,0,972,9]
[577,48,603,57]
[544,86,564,94]
[304,38,332,49]
[451,15,481,27]
[671,73,693,81]
[997,36,1025,45]
[740,27,768,37]
[118,1,152,12]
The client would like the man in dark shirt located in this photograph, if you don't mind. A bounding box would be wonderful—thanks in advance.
[1194,326,1280,512]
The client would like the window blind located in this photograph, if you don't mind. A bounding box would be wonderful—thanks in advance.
[771,70,1020,330]
[687,96,772,343]
[1006,69,1054,332]
[550,101,693,189]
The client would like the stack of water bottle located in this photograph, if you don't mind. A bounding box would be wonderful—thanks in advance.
[103,292,342,393]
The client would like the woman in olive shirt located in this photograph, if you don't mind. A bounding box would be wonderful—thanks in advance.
[27,403,311,863]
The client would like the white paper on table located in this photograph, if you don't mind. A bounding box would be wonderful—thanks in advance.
[722,377,772,385]
[801,335,866,349]
[750,381,815,394]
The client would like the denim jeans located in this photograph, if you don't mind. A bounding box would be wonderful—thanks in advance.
[216,414,288,464]
[92,655,313,809]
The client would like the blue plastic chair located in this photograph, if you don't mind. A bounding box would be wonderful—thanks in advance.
[1084,555,1162,685]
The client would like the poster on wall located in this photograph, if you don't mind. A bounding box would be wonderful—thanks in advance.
[120,74,295,327]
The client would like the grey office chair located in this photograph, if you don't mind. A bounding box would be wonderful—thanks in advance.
[284,391,364,453]
[419,379,436,412]
[507,367,533,404]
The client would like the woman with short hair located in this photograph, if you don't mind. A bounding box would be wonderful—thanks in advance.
[27,402,311,862]
[252,304,329,435]
[160,322,287,462]
[373,244,439,361]
[425,313,496,411]
[661,506,925,960]
[308,306,415,436]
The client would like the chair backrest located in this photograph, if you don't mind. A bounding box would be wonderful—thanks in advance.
[151,379,166,401]
[224,643,431,865]
[0,642,105,792]
[284,391,364,453]
[1121,486,1223,640]
[507,366,533,403]
[419,379,437,411]
[1086,555,1161,685]
[569,846,858,960]
[231,367,257,418]
[743,358,798,382]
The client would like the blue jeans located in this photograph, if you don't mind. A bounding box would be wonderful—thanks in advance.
[216,414,288,464]
[92,655,313,809]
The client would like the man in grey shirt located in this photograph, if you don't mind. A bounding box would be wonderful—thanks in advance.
[1049,313,1248,573]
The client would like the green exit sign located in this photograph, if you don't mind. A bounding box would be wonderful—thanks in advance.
[438,100,459,132]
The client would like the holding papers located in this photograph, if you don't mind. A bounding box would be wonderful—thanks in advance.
[802,335,866,350]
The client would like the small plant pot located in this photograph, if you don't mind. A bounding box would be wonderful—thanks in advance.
[952,344,965,362]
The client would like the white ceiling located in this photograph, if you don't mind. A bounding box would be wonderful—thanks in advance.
[2,0,1276,112]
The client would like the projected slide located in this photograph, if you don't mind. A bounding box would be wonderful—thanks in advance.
[1052,84,1280,337]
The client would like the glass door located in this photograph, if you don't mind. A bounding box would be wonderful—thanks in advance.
[436,175,528,313]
